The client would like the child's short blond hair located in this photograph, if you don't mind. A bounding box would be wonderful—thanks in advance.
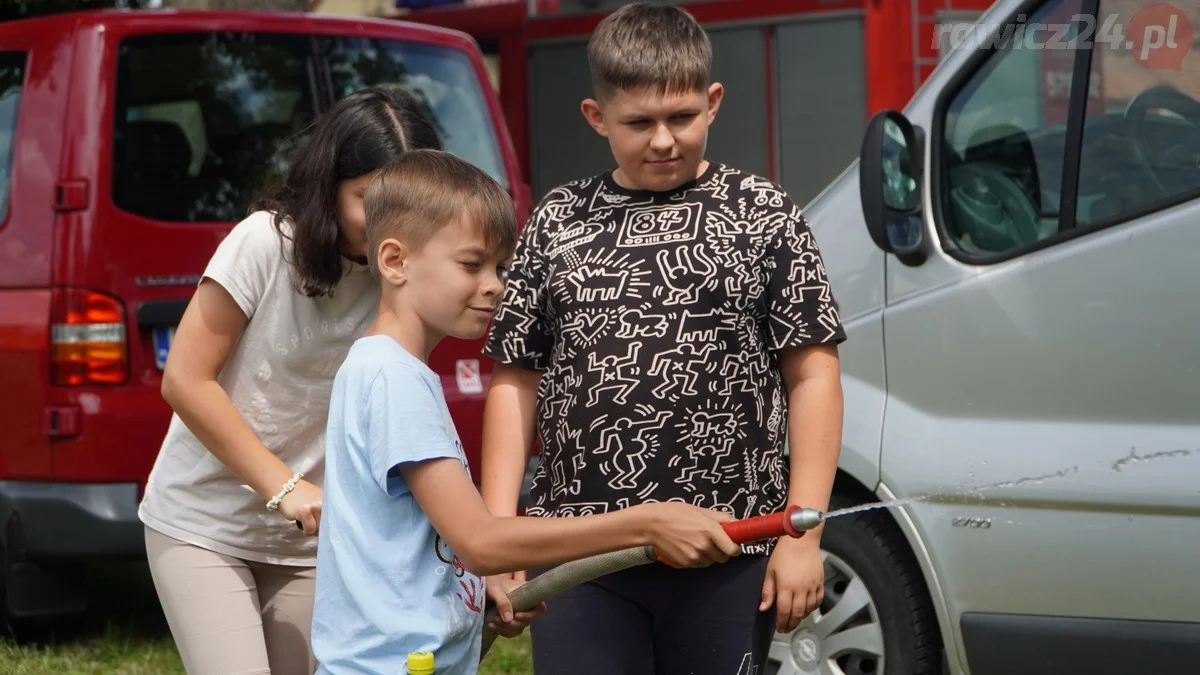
[587,2,712,102]
[363,150,517,279]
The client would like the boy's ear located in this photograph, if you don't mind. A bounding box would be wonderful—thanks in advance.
[376,238,408,285]
[580,98,609,138]
[707,82,725,121]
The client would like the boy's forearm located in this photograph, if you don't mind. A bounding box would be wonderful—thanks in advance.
[781,348,844,542]
[463,509,651,577]
[410,456,652,578]
[480,364,542,517]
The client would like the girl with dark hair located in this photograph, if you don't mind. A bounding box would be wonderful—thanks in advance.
[137,86,441,675]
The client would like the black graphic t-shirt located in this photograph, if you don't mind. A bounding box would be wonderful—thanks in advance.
[483,162,846,554]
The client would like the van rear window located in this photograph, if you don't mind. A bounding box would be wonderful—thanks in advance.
[320,37,508,190]
[0,51,25,225]
[113,33,507,223]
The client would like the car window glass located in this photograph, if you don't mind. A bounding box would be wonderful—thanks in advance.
[940,0,1081,255]
[0,51,26,224]
[1075,0,1200,225]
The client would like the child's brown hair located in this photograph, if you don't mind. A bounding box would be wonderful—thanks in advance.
[363,150,517,279]
[252,87,442,298]
[586,2,712,101]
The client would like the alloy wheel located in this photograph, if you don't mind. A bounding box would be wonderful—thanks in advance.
[767,549,886,675]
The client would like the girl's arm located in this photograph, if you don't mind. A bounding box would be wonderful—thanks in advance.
[403,457,739,577]
[161,279,323,534]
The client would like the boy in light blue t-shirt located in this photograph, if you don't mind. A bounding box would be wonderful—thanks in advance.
[315,335,488,673]
[311,150,742,675]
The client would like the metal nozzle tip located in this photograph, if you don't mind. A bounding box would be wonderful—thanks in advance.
[790,507,826,533]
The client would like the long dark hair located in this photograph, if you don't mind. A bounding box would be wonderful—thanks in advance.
[253,86,442,298]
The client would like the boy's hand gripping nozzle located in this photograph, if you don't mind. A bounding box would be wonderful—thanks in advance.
[654,505,825,566]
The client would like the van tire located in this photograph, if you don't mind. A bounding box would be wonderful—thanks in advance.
[819,493,941,675]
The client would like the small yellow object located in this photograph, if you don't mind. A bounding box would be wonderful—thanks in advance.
[407,651,435,674]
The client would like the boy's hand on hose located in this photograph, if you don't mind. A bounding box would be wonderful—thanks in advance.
[279,480,323,536]
[485,572,545,638]
[641,503,740,567]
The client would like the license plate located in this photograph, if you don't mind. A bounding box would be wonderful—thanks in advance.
[153,327,176,370]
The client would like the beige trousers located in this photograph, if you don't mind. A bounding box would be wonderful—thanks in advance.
[144,526,316,675]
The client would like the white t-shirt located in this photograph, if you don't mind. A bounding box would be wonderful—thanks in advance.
[139,210,380,566]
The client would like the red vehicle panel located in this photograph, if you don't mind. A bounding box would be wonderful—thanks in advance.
[0,8,527,618]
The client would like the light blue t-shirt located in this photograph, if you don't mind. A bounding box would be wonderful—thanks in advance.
[313,335,485,675]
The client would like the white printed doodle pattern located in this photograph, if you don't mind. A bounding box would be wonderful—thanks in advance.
[484,163,846,555]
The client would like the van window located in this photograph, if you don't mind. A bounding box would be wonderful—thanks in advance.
[938,0,1083,256]
[1076,0,1200,225]
[113,33,509,223]
[114,33,316,222]
[0,51,25,224]
[939,0,1200,257]
[320,37,509,189]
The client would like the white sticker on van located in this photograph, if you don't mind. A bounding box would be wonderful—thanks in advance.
[456,359,482,395]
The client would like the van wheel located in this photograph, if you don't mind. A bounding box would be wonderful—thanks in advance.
[766,495,941,675]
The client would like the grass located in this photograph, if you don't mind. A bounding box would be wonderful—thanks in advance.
[479,636,534,675]
[0,563,532,674]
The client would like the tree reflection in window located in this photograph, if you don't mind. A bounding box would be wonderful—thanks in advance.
[114,32,507,224]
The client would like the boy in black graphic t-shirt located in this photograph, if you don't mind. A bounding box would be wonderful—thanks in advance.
[480,3,847,673]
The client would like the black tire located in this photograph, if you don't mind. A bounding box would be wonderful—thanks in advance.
[818,493,942,675]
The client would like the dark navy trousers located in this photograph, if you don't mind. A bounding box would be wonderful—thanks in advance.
[528,554,776,675]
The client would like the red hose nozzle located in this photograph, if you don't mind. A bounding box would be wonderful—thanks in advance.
[722,504,824,542]
[654,505,826,567]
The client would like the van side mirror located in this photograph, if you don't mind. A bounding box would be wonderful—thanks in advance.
[859,110,928,267]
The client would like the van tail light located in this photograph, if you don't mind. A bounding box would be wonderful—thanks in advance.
[50,288,128,386]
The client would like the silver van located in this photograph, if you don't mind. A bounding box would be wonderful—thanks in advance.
[768,0,1200,673]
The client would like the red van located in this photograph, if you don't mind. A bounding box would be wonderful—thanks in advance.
[0,8,530,620]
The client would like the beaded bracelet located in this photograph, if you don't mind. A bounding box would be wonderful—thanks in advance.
[266,472,304,512]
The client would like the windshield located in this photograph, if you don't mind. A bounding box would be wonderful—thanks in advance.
[113,32,507,223]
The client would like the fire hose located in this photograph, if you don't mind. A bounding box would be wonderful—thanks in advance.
[479,505,825,657]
